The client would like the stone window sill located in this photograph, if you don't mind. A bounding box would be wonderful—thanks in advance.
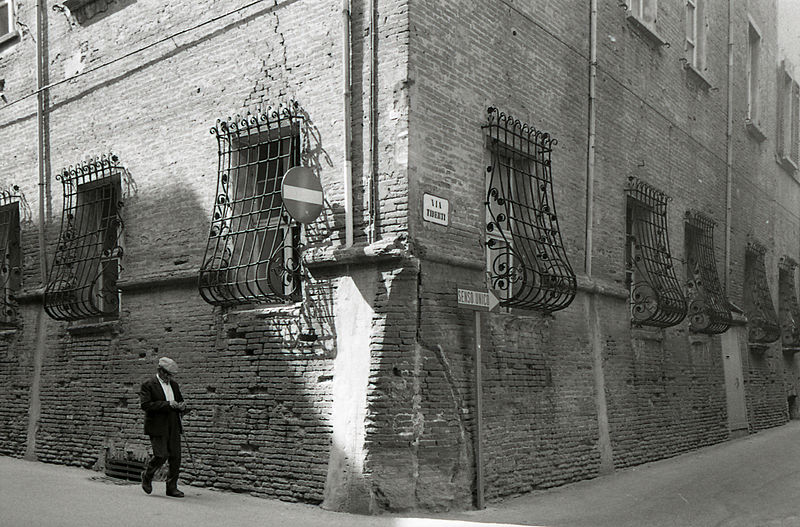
[67,319,121,335]
[626,13,667,47]
[745,120,767,142]
[778,154,799,175]
[685,63,713,89]
[0,31,20,51]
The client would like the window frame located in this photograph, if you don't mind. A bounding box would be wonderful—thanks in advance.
[0,201,20,327]
[746,19,765,140]
[199,106,305,308]
[44,155,125,322]
[777,61,800,172]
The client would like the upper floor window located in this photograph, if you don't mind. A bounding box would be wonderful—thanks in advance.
[630,0,657,26]
[199,103,304,307]
[685,0,707,73]
[626,0,664,45]
[482,107,576,313]
[625,177,686,328]
[0,0,15,41]
[747,22,761,124]
[44,155,124,322]
[777,61,800,172]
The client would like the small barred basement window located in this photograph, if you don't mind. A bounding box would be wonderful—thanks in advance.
[779,257,800,351]
[44,155,124,322]
[684,211,732,334]
[743,242,780,344]
[482,107,576,312]
[199,104,303,306]
[0,187,24,327]
[624,177,686,328]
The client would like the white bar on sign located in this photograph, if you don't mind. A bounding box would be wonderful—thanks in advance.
[284,185,323,204]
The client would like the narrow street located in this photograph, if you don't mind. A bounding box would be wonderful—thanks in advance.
[4,421,800,527]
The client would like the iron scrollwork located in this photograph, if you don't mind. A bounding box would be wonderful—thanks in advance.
[742,242,780,344]
[778,257,800,351]
[625,177,686,327]
[199,102,304,306]
[482,107,576,312]
[684,211,732,334]
[44,154,125,321]
[0,186,27,326]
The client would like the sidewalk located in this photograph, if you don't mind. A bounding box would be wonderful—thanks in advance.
[3,421,800,527]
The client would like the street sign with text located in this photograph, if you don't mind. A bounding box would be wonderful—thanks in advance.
[457,288,500,312]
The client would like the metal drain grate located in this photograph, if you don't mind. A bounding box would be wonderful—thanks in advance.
[105,458,146,482]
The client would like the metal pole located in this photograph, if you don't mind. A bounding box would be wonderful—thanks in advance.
[474,310,484,509]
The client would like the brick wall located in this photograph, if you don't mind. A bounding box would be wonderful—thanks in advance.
[1,0,799,514]
[0,0,411,507]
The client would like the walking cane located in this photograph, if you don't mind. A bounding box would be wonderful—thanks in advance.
[180,409,194,468]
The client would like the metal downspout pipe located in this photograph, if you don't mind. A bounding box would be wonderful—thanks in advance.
[342,0,354,248]
[586,0,614,475]
[26,0,49,461]
[725,0,734,289]
[367,0,379,244]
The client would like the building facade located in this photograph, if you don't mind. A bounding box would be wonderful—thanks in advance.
[0,0,798,513]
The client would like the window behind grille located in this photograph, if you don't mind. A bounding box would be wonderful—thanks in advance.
[624,178,686,328]
[0,202,20,326]
[44,158,123,322]
[483,107,576,313]
[199,107,303,306]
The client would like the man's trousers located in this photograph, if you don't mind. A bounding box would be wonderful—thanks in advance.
[143,419,181,491]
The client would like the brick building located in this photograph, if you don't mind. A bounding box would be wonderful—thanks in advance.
[0,0,798,514]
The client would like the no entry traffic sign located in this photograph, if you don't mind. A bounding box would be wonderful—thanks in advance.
[282,166,324,224]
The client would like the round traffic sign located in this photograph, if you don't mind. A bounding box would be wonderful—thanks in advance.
[281,166,324,224]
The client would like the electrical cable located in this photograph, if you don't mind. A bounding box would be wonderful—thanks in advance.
[0,0,272,112]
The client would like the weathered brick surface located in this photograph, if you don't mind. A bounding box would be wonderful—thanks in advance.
[0,0,799,514]
[0,0,409,506]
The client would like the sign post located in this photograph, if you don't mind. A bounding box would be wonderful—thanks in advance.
[457,287,498,509]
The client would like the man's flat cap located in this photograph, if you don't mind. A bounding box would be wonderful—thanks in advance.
[158,357,178,374]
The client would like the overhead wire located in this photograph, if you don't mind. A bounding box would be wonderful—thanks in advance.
[0,0,273,112]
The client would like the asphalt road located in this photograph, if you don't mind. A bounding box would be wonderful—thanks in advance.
[4,421,800,526]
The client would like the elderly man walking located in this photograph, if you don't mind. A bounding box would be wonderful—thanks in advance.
[139,357,187,497]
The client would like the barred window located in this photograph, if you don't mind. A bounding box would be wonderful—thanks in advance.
[482,107,576,313]
[199,105,303,306]
[624,177,686,328]
[44,155,123,321]
[0,187,23,326]
[684,211,732,334]
[743,242,780,344]
[685,0,707,73]
[778,257,800,351]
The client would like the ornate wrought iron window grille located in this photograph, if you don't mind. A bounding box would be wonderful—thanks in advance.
[778,257,800,351]
[44,154,124,321]
[199,104,303,306]
[624,177,686,328]
[0,187,26,327]
[482,107,576,312]
[684,211,732,334]
[742,242,780,344]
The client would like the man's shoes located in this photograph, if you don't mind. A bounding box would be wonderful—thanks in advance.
[166,489,185,498]
[140,472,152,495]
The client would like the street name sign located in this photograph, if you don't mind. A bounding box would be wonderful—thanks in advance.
[457,288,500,312]
[423,193,449,226]
[282,166,324,224]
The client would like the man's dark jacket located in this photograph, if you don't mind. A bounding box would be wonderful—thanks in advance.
[139,376,184,436]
